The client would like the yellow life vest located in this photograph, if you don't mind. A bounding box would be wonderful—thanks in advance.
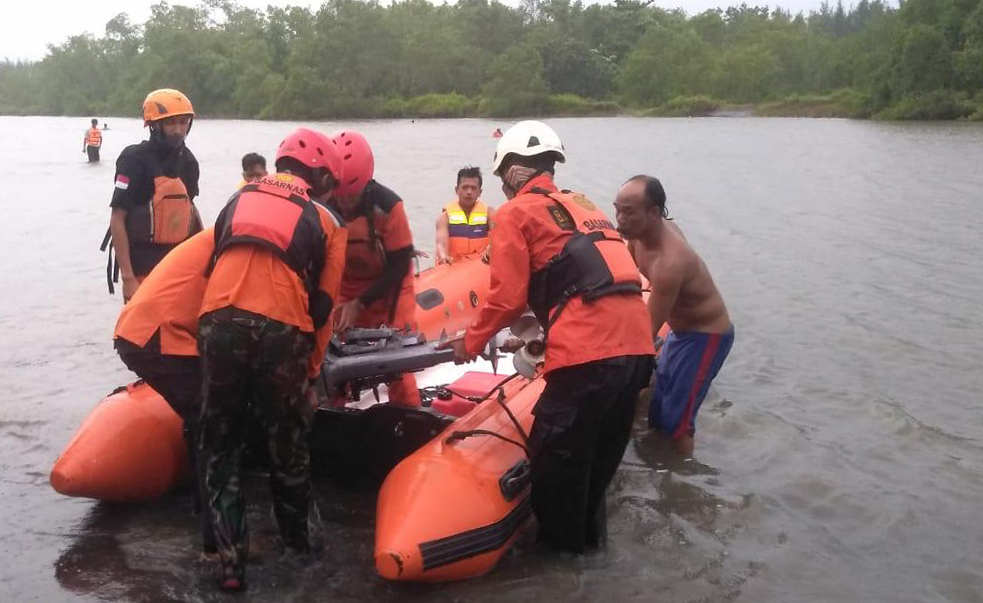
[444,199,489,258]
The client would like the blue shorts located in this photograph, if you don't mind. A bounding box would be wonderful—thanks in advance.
[649,326,734,438]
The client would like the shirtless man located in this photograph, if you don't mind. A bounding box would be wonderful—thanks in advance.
[615,175,734,456]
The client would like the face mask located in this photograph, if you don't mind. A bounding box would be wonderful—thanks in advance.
[500,165,539,199]
[150,126,186,152]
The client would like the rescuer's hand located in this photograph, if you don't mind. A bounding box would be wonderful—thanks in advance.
[334,299,365,332]
[437,335,475,364]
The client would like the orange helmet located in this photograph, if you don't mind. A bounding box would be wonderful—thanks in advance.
[142,89,195,125]
[331,130,374,197]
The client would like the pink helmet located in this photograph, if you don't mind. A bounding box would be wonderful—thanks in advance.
[276,128,343,191]
[331,130,374,197]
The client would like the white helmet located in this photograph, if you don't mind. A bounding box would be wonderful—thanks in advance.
[491,120,566,176]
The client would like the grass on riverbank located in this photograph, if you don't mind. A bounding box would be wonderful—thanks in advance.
[637,91,864,118]
[636,89,983,120]
[353,93,621,118]
[641,96,724,117]
[7,90,983,121]
[872,90,982,120]
[755,90,868,118]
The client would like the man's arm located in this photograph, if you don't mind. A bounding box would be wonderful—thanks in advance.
[109,208,140,302]
[308,208,348,377]
[335,199,415,332]
[109,150,146,302]
[481,206,496,261]
[646,257,683,337]
[462,207,529,357]
[435,212,451,264]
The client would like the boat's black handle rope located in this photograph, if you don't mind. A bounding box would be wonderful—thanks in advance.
[441,371,531,455]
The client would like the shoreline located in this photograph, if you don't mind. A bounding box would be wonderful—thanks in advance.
[4,94,983,122]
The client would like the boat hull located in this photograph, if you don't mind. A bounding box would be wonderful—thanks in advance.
[49,257,490,503]
[375,374,545,581]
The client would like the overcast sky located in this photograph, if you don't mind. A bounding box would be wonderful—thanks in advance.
[2,0,839,62]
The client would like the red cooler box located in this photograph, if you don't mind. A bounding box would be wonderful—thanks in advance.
[431,372,509,417]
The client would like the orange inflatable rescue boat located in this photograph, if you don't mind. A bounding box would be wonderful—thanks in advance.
[373,322,670,582]
[375,371,542,581]
[412,254,489,340]
[50,255,491,503]
[49,382,188,502]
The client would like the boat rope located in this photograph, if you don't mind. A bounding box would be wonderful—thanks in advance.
[444,429,529,456]
[441,372,531,455]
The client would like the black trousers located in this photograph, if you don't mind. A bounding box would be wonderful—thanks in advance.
[528,354,654,554]
[86,145,100,162]
[115,335,215,552]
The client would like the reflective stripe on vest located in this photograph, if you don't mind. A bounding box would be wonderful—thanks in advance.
[526,188,642,333]
[445,200,489,256]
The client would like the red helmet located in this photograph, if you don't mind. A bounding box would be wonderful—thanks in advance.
[276,128,343,188]
[331,130,374,197]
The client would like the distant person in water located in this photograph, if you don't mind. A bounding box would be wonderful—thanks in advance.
[492,127,503,138]
[83,118,102,163]
[102,123,110,130]
[240,152,267,185]
[615,175,734,457]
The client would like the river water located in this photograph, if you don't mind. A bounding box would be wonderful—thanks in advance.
[0,116,981,602]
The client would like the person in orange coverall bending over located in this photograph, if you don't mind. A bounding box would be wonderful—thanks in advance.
[329,130,422,407]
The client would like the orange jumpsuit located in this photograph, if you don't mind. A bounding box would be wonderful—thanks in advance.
[462,173,655,554]
[336,180,420,407]
[113,228,216,553]
[200,198,348,377]
[464,174,654,369]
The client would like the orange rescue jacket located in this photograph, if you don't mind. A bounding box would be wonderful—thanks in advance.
[212,174,334,328]
[336,181,415,304]
[464,174,654,372]
[125,154,202,246]
[113,229,214,356]
[85,127,102,148]
[200,177,348,377]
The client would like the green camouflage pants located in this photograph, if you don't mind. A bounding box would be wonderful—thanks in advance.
[198,307,315,576]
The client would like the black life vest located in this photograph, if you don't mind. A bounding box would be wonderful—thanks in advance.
[526,188,643,334]
[100,146,201,293]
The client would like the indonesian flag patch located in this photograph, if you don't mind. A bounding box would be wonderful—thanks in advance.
[114,175,130,190]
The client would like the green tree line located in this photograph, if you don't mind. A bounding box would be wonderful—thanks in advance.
[2,0,983,120]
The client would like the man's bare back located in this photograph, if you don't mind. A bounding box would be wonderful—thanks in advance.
[629,224,731,335]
